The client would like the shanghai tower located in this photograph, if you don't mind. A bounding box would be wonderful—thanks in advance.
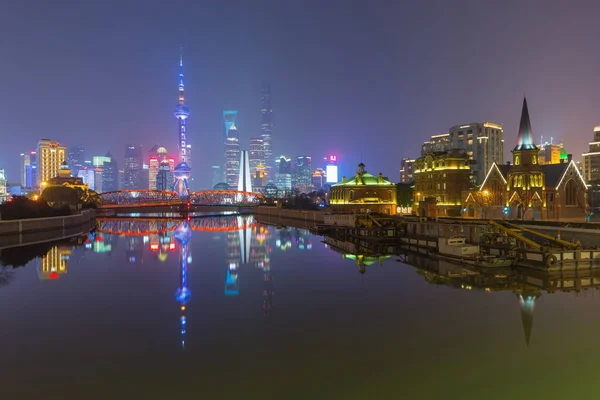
[172,50,191,198]
[260,82,274,182]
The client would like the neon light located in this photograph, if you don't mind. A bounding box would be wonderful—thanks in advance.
[480,163,507,190]
[556,160,586,190]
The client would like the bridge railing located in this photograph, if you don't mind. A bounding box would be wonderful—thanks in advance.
[99,189,264,207]
[188,190,263,206]
[100,190,182,207]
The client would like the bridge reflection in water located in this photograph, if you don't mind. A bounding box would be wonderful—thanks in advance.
[324,235,600,346]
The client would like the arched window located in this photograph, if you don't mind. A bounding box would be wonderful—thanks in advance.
[565,180,577,205]
[515,155,520,165]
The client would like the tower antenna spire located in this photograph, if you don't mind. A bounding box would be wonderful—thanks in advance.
[172,47,191,198]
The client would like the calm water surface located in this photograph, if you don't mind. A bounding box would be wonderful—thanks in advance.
[1,215,600,399]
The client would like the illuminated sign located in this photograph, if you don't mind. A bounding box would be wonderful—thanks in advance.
[329,155,337,163]
[326,165,338,183]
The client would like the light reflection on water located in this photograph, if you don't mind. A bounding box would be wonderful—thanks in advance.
[1,215,600,399]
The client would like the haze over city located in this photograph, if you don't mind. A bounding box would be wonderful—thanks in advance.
[2,0,600,188]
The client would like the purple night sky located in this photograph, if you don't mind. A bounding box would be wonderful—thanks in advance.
[1,0,600,188]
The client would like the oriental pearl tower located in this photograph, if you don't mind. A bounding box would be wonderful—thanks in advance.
[172,50,191,198]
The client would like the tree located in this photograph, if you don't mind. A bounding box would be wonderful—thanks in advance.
[41,186,79,209]
[472,190,494,219]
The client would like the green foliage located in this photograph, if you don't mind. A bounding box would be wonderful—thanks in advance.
[41,186,79,208]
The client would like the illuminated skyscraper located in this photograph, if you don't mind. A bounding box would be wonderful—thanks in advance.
[20,152,31,188]
[249,137,264,172]
[148,146,168,190]
[0,169,7,202]
[100,152,118,192]
[260,82,274,182]
[67,144,85,174]
[157,159,174,191]
[37,139,66,186]
[295,155,312,192]
[123,145,143,190]
[225,124,240,187]
[172,51,191,198]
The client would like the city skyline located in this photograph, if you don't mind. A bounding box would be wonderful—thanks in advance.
[3,2,600,188]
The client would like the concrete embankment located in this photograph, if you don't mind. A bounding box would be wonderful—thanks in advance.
[254,206,324,228]
[522,224,600,249]
[0,210,96,249]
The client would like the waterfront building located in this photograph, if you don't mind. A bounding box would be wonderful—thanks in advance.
[260,82,274,182]
[37,139,66,186]
[413,149,471,217]
[582,126,600,182]
[400,158,415,184]
[172,52,191,197]
[448,122,504,184]
[46,161,88,190]
[469,98,588,221]
[225,124,240,187]
[330,162,397,215]
[421,133,451,155]
[67,144,85,174]
[123,145,143,190]
[312,168,327,191]
[0,169,7,202]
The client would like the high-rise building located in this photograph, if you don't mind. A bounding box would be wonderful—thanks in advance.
[295,155,312,192]
[29,151,37,189]
[148,146,169,190]
[400,158,415,183]
[0,169,7,202]
[275,155,292,195]
[67,144,85,174]
[538,142,567,165]
[421,133,451,155]
[172,51,192,197]
[312,168,327,191]
[157,160,174,191]
[211,165,223,188]
[77,168,96,191]
[582,126,600,182]
[225,124,240,187]
[252,164,267,190]
[260,82,274,182]
[20,153,31,188]
[448,122,504,184]
[37,139,66,186]
[223,110,239,144]
[100,152,118,192]
[324,155,339,184]
[249,137,264,172]
[123,145,143,190]
[237,150,253,192]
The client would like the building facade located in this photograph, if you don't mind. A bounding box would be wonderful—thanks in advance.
[538,143,567,165]
[123,145,143,190]
[0,169,7,202]
[582,126,600,182]
[38,139,67,186]
[448,122,504,184]
[312,168,327,191]
[330,163,397,215]
[413,149,471,217]
[400,158,415,184]
[260,83,274,182]
[468,98,588,221]
[225,124,240,187]
[67,144,85,174]
[249,137,264,173]
[295,155,312,192]
[421,133,451,155]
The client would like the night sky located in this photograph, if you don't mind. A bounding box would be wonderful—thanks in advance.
[2,0,600,189]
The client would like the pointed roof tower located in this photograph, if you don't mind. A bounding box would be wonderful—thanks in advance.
[515,97,537,151]
[517,293,539,346]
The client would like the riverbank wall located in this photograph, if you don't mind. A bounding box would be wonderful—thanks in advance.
[254,206,325,227]
[0,210,96,249]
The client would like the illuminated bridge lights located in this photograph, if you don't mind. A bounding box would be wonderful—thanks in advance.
[99,189,264,208]
[96,215,257,236]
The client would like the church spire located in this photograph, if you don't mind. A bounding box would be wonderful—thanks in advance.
[515,97,536,150]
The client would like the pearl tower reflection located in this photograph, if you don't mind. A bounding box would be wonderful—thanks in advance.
[174,221,192,349]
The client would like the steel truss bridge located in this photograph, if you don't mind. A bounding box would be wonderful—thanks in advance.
[99,190,263,208]
[96,215,257,236]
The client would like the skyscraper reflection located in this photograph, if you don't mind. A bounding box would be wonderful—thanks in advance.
[37,245,71,280]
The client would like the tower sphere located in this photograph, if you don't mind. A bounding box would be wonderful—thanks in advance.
[173,162,191,179]
[173,104,190,119]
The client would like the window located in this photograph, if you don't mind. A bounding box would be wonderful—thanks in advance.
[443,183,447,189]
[565,180,577,205]
[350,190,354,201]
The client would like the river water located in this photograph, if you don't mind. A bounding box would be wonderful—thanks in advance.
[1,215,600,399]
